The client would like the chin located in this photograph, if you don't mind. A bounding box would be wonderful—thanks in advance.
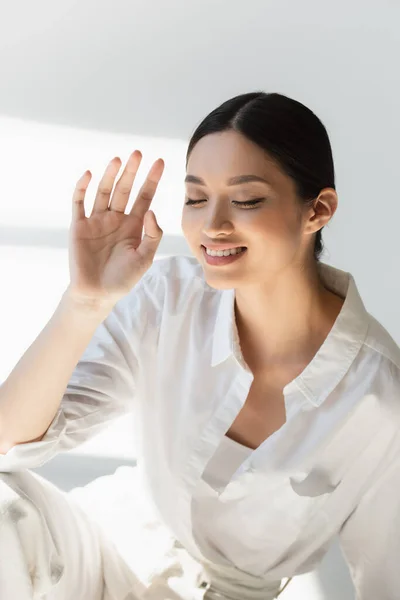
[201,270,244,290]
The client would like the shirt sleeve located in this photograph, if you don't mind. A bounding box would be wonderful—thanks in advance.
[0,280,150,472]
[338,439,400,600]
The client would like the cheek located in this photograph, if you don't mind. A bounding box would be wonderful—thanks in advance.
[181,211,200,245]
[251,214,301,253]
[268,207,301,234]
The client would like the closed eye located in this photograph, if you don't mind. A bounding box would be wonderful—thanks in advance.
[185,198,264,208]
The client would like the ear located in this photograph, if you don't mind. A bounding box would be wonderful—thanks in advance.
[305,188,338,234]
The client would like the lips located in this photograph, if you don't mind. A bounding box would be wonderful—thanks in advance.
[201,245,247,266]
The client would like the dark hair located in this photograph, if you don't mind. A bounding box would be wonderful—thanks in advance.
[186,91,336,262]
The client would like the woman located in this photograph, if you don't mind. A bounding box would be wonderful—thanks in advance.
[1,91,400,600]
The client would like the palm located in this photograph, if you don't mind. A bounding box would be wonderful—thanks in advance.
[68,151,164,301]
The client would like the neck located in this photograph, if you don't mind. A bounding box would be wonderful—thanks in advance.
[234,261,343,372]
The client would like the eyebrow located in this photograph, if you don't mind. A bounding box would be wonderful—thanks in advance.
[184,174,271,186]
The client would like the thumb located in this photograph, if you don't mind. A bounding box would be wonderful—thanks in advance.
[137,210,163,263]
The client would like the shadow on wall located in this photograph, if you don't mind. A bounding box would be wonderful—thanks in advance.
[0,227,191,255]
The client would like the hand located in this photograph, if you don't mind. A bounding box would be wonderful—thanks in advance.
[67,150,164,305]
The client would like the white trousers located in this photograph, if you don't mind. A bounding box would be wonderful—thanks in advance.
[0,467,288,600]
[0,469,146,600]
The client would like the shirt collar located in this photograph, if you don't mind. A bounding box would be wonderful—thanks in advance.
[211,262,370,408]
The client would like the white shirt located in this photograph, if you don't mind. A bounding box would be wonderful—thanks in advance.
[200,434,252,491]
[2,255,400,599]
[192,434,253,564]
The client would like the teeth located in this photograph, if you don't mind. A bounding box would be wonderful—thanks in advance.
[205,246,245,257]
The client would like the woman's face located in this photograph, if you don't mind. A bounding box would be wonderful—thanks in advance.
[181,129,315,290]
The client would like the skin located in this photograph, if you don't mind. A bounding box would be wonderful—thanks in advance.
[181,129,344,374]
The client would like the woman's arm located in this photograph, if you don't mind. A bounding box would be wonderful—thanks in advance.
[0,289,113,454]
[0,281,146,471]
[0,149,164,463]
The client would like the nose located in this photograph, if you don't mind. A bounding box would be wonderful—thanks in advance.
[202,203,234,238]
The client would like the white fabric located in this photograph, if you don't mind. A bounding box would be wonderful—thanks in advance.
[200,435,252,490]
[68,466,286,600]
[0,466,283,600]
[0,469,145,600]
[193,435,257,586]
[1,255,400,599]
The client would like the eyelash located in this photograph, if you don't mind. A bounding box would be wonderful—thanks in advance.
[185,198,264,208]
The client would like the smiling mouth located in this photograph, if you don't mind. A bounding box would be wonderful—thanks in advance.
[201,245,248,265]
[201,245,247,257]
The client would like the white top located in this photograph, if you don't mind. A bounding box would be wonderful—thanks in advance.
[2,255,400,599]
[193,434,254,563]
[200,434,253,491]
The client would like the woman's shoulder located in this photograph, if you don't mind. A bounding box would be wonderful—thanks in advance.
[364,312,400,372]
[361,313,400,425]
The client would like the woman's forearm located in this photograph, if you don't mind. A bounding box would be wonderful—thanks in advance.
[0,288,113,454]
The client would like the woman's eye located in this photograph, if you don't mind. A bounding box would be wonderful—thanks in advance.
[234,199,264,208]
[185,198,206,205]
[185,198,264,208]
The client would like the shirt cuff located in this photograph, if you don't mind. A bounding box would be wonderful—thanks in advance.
[0,408,68,472]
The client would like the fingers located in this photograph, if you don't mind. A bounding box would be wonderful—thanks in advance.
[72,171,92,221]
[90,155,124,215]
[76,151,164,221]
[108,150,143,213]
[136,210,163,264]
[129,158,165,220]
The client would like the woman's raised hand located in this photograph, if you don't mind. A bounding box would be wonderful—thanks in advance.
[68,150,164,306]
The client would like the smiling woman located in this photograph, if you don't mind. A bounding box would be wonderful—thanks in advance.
[181,92,338,294]
[1,91,400,600]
